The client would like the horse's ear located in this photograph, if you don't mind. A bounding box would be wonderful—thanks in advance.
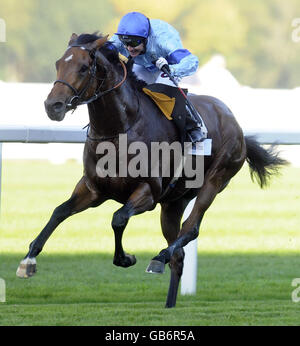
[68,33,78,46]
[91,34,109,50]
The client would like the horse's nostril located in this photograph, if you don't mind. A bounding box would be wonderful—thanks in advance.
[53,102,64,112]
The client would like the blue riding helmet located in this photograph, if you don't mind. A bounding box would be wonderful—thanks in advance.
[115,12,150,38]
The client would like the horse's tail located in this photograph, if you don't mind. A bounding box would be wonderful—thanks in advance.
[245,135,288,188]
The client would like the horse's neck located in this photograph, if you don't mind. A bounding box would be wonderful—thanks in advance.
[87,83,139,139]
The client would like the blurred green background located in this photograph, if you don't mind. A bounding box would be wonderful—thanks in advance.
[0,0,299,88]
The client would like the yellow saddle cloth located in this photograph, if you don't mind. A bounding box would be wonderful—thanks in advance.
[142,88,175,120]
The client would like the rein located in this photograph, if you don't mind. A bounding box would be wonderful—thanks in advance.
[54,45,127,110]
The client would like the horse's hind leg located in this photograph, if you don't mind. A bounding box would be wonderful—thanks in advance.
[151,154,243,282]
[16,177,105,278]
[111,182,155,268]
[149,199,189,308]
[150,178,221,280]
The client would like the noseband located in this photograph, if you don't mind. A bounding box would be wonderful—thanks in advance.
[54,44,127,110]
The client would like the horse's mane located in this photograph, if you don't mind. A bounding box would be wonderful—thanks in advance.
[75,33,147,92]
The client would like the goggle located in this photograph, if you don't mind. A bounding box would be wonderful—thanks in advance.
[118,35,145,48]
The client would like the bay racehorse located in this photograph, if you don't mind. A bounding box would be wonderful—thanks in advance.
[16,33,287,308]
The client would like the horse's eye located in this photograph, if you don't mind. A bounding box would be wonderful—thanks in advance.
[79,65,89,74]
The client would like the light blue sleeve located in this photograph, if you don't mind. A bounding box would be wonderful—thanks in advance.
[168,54,199,79]
[153,20,199,78]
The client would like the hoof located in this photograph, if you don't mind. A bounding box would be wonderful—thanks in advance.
[145,259,165,274]
[16,258,37,278]
[113,253,136,268]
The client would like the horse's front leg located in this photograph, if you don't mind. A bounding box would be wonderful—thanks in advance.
[112,182,155,268]
[16,177,106,278]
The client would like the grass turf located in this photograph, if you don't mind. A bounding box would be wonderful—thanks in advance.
[0,159,300,325]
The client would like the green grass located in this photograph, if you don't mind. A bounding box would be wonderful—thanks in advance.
[0,159,300,325]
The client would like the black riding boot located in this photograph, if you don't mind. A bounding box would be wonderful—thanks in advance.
[185,105,206,143]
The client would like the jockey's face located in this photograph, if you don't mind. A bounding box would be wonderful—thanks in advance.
[126,42,145,57]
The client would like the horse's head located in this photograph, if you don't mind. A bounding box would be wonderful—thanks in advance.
[44,33,109,121]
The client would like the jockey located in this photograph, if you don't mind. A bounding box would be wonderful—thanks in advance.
[110,11,206,143]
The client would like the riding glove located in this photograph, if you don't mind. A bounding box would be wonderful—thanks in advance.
[156,57,169,71]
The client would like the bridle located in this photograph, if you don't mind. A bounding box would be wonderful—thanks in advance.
[54,44,127,110]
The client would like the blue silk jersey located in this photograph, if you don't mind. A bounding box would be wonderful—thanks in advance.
[110,19,199,79]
